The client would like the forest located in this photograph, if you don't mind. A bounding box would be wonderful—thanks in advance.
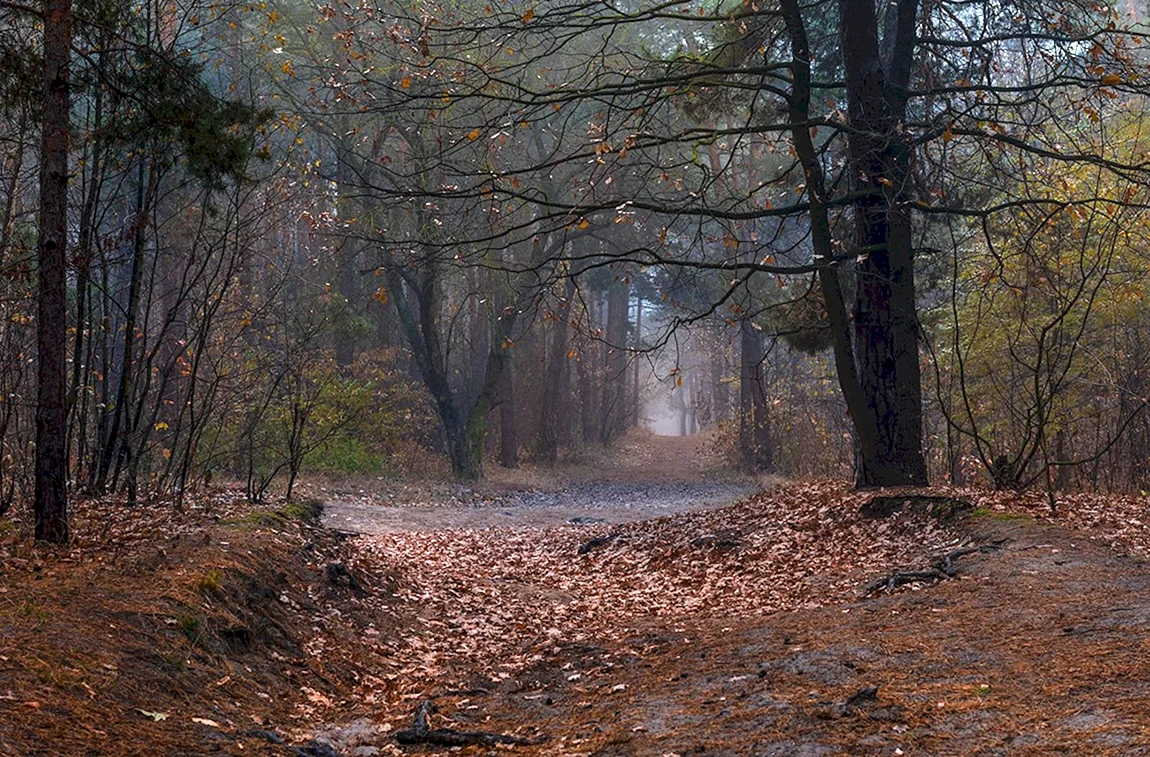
[8,0,1150,535]
[5,0,1150,752]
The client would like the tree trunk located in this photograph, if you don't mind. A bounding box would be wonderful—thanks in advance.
[35,0,72,542]
[536,276,575,463]
[96,161,149,494]
[711,337,730,424]
[599,274,629,445]
[839,0,927,487]
[739,319,772,471]
[632,296,642,428]
[499,357,518,469]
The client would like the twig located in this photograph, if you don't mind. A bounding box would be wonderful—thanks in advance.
[863,539,1008,595]
[394,699,544,748]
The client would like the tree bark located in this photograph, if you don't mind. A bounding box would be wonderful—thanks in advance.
[739,319,772,471]
[599,274,629,445]
[839,0,927,486]
[35,0,72,542]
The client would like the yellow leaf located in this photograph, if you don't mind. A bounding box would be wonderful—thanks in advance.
[155,421,169,431]
[577,219,589,230]
[400,76,412,89]
[372,287,389,305]
[280,60,295,76]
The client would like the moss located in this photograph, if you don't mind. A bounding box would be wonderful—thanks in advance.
[177,614,203,645]
[970,507,1029,522]
[193,569,225,596]
[227,499,321,528]
[15,602,50,621]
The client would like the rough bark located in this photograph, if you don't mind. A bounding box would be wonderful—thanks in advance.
[35,0,72,542]
[599,274,629,445]
[839,0,927,487]
[780,0,927,488]
[739,319,772,471]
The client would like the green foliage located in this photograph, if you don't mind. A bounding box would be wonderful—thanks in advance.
[194,569,225,596]
[309,436,387,474]
[94,47,273,189]
[177,614,203,644]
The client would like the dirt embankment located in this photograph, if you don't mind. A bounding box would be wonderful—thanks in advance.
[0,495,395,757]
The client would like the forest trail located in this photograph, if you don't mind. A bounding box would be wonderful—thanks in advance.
[314,476,1150,756]
[321,432,757,533]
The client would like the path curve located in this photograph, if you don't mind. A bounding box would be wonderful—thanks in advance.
[321,433,758,533]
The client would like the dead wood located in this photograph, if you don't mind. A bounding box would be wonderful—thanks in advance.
[863,540,1008,595]
[578,533,617,555]
[394,698,542,748]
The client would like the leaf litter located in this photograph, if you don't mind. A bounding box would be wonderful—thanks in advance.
[350,483,963,712]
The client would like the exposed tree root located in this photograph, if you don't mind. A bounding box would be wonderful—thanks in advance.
[863,539,1008,595]
[394,697,543,748]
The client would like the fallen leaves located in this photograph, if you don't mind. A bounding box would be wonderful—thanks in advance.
[351,482,960,705]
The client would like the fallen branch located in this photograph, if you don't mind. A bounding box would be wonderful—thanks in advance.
[577,532,617,555]
[394,698,542,748]
[863,539,1008,595]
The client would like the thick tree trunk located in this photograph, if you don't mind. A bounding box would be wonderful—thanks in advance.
[739,319,772,471]
[580,293,597,444]
[839,0,927,487]
[35,0,72,542]
[781,0,926,489]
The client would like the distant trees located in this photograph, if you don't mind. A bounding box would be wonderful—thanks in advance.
[293,0,1150,488]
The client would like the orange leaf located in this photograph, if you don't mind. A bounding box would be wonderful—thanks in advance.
[468,129,481,141]
[521,8,535,22]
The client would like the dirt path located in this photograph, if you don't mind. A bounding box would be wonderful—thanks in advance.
[311,443,1150,756]
[464,517,1150,755]
[321,433,756,533]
